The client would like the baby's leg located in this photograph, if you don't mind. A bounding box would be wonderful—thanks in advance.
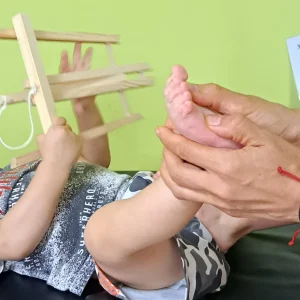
[85,176,229,295]
[164,65,241,149]
[196,204,291,252]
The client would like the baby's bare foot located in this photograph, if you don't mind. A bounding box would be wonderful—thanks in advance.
[196,204,252,252]
[164,65,240,149]
[196,205,290,252]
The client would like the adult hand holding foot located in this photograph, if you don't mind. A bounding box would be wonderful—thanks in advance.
[167,65,300,146]
[157,113,300,223]
[158,64,300,223]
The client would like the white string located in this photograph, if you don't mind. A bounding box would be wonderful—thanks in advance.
[0,86,37,150]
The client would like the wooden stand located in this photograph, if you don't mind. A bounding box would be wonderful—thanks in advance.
[0,13,152,168]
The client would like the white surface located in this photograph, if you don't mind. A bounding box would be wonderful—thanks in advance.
[287,35,300,100]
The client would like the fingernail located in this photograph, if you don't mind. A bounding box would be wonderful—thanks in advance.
[206,114,222,126]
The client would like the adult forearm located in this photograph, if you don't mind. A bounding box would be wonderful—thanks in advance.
[0,161,69,260]
[74,101,110,167]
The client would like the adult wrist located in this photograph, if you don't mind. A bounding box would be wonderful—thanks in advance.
[280,160,300,223]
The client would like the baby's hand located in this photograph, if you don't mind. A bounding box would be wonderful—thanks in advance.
[37,117,82,169]
[59,43,95,113]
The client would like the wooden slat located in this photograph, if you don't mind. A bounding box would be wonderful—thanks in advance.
[5,91,28,104]
[11,152,93,168]
[0,28,119,44]
[80,113,142,139]
[13,13,56,133]
[24,63,150,88]
[51,77,153,100]
[10,150,41,169]
[7,77,153,104]
[10,114,142,168]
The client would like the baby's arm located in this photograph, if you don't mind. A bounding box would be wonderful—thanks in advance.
[74,100,110,167]
[0,161,69,260]
[85,177,202,290]
[0,118,82,261]
[59,43,110,167]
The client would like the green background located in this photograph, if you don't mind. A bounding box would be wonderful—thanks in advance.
[0,0,299,170]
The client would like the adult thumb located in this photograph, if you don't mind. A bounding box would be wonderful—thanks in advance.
[205,114,264,146]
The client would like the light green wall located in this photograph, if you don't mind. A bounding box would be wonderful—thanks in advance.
[0,0,299,170]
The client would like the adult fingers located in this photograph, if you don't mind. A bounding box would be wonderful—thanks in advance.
[162,149,235,203]
[206,114,266,147]
[190,83,253,116]
[162,148,210,189]
[161,160,237,209]
[156,126,231,173]
[161,156,257,213]
[160,159,206,203]
[162,148,258,202]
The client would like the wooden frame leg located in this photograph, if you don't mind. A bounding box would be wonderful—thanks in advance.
[10,13,56,168]
[11,150,41,169]
[12,13,56,132]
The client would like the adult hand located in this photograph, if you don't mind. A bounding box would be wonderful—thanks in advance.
[59,43,94,113]
[156,114,300,222]
[186,82,300,146]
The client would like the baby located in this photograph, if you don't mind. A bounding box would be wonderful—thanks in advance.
[0,48,270,300]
